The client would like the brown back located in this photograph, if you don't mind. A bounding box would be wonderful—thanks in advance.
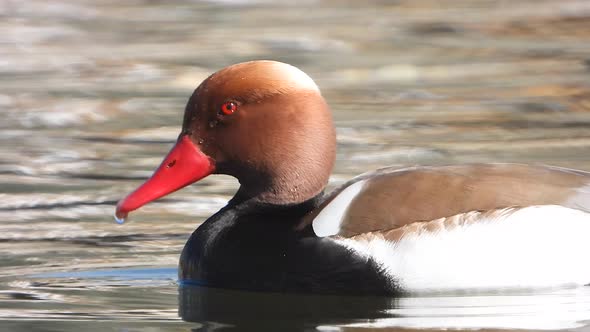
[313,164,590,237]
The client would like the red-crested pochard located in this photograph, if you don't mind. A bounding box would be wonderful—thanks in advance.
[115,60,590,295]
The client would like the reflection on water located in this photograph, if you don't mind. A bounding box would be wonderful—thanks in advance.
[2,0,590,330]
[0,268,590,331]
[180,285,590,331]
[3,267,590,332]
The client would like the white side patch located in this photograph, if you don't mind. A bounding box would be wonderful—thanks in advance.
[337,205,590,293]
[312,180,367,237]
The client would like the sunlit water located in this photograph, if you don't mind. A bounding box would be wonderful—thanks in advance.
[2,0,590,331]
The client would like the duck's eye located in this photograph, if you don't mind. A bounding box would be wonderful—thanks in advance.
[220,102,238,115]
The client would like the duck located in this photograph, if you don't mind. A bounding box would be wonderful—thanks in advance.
[115,60,590,295]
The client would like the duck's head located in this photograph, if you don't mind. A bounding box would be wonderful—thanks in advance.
[115,60,336,222]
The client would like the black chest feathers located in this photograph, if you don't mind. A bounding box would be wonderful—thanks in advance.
[178,204,398,295]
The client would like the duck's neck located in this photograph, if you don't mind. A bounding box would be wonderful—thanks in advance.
[230,168,328,206]
[240,144,334,205]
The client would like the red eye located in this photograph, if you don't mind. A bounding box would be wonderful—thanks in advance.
[220,102,238,115]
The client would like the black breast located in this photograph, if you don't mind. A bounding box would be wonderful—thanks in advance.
[179,197,398,295]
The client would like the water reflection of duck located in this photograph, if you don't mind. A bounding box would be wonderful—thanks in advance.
[115,61,590,295]
[178,285,590,331]
[179,285,392,331]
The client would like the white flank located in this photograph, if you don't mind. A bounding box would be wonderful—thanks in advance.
[337,205,590,293]
[312,180,367,237]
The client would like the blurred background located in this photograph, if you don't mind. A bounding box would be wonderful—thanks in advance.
[1,0,590,331]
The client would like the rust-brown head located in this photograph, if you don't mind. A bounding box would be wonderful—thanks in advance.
[115,60,336,222]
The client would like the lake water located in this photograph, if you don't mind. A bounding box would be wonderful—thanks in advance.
[2,0,590,331]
